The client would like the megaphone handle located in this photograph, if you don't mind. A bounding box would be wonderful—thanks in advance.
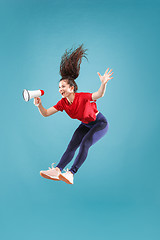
[34,98,39,107]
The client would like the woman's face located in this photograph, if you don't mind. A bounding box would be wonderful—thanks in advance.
[59,80,74,98]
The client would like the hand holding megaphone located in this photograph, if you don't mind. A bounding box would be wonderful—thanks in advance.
[34,97,41,107]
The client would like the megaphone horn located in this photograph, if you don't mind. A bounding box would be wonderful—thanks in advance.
[22,89,44,102]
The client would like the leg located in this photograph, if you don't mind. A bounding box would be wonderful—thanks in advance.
[56,124,90,171]
[69,120,109,174]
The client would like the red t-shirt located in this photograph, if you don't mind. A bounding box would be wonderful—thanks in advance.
[53,92,98,124]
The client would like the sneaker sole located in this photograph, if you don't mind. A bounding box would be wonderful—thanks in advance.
[59,174,73,184]
[40,172,60,181]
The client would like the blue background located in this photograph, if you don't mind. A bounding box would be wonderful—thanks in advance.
[0,0,160,239]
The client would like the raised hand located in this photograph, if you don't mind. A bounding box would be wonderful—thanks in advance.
[97,68,114,85]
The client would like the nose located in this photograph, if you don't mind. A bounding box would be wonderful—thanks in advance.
[59,89,63,94]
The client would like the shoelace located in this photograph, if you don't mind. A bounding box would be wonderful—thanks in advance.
[48,163,56,170]
[48,164,72,174]
[64,168,72,174]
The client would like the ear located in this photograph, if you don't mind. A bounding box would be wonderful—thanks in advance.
[70,85,74,92]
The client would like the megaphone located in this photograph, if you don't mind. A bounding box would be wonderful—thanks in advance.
[22,89,44,102]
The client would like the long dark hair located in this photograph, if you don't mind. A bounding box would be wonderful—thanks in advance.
[59,44,88,92]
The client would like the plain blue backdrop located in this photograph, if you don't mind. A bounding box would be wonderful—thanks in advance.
[0,0,160,239]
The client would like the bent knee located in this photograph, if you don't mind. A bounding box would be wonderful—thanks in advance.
[100,120,109,129]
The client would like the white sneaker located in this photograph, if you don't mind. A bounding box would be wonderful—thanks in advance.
[40,163,61,181]
[59,169,74,184]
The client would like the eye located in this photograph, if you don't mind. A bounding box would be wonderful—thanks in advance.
[59,85,65,88]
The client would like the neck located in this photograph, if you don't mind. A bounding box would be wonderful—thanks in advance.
[66,92,75,104]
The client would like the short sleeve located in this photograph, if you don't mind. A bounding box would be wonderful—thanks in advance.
[53,99,64,112]
[81,92,93,101]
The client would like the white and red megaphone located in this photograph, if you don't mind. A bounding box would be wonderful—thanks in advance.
[22,89,44,102]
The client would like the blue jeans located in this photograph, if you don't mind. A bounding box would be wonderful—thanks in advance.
[56,112,109,174]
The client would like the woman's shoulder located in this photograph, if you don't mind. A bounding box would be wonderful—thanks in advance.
[77,91,91,95]
[76,92,92,100]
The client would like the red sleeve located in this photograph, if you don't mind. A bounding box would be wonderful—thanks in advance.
[53,99,64,112]
[81,92,93,101]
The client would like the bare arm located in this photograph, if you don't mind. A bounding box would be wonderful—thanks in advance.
[37,102,48,117]
[35,97,58,117]
[46,106,59,117]
[38,104,58,117]
[92,83,106,100]
[92,68,114,101]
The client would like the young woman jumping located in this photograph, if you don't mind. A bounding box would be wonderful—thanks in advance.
[34,44,113,184]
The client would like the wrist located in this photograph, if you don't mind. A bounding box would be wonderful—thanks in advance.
[101,82,106,86]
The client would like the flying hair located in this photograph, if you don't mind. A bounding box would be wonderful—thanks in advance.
[59,44,88,81]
